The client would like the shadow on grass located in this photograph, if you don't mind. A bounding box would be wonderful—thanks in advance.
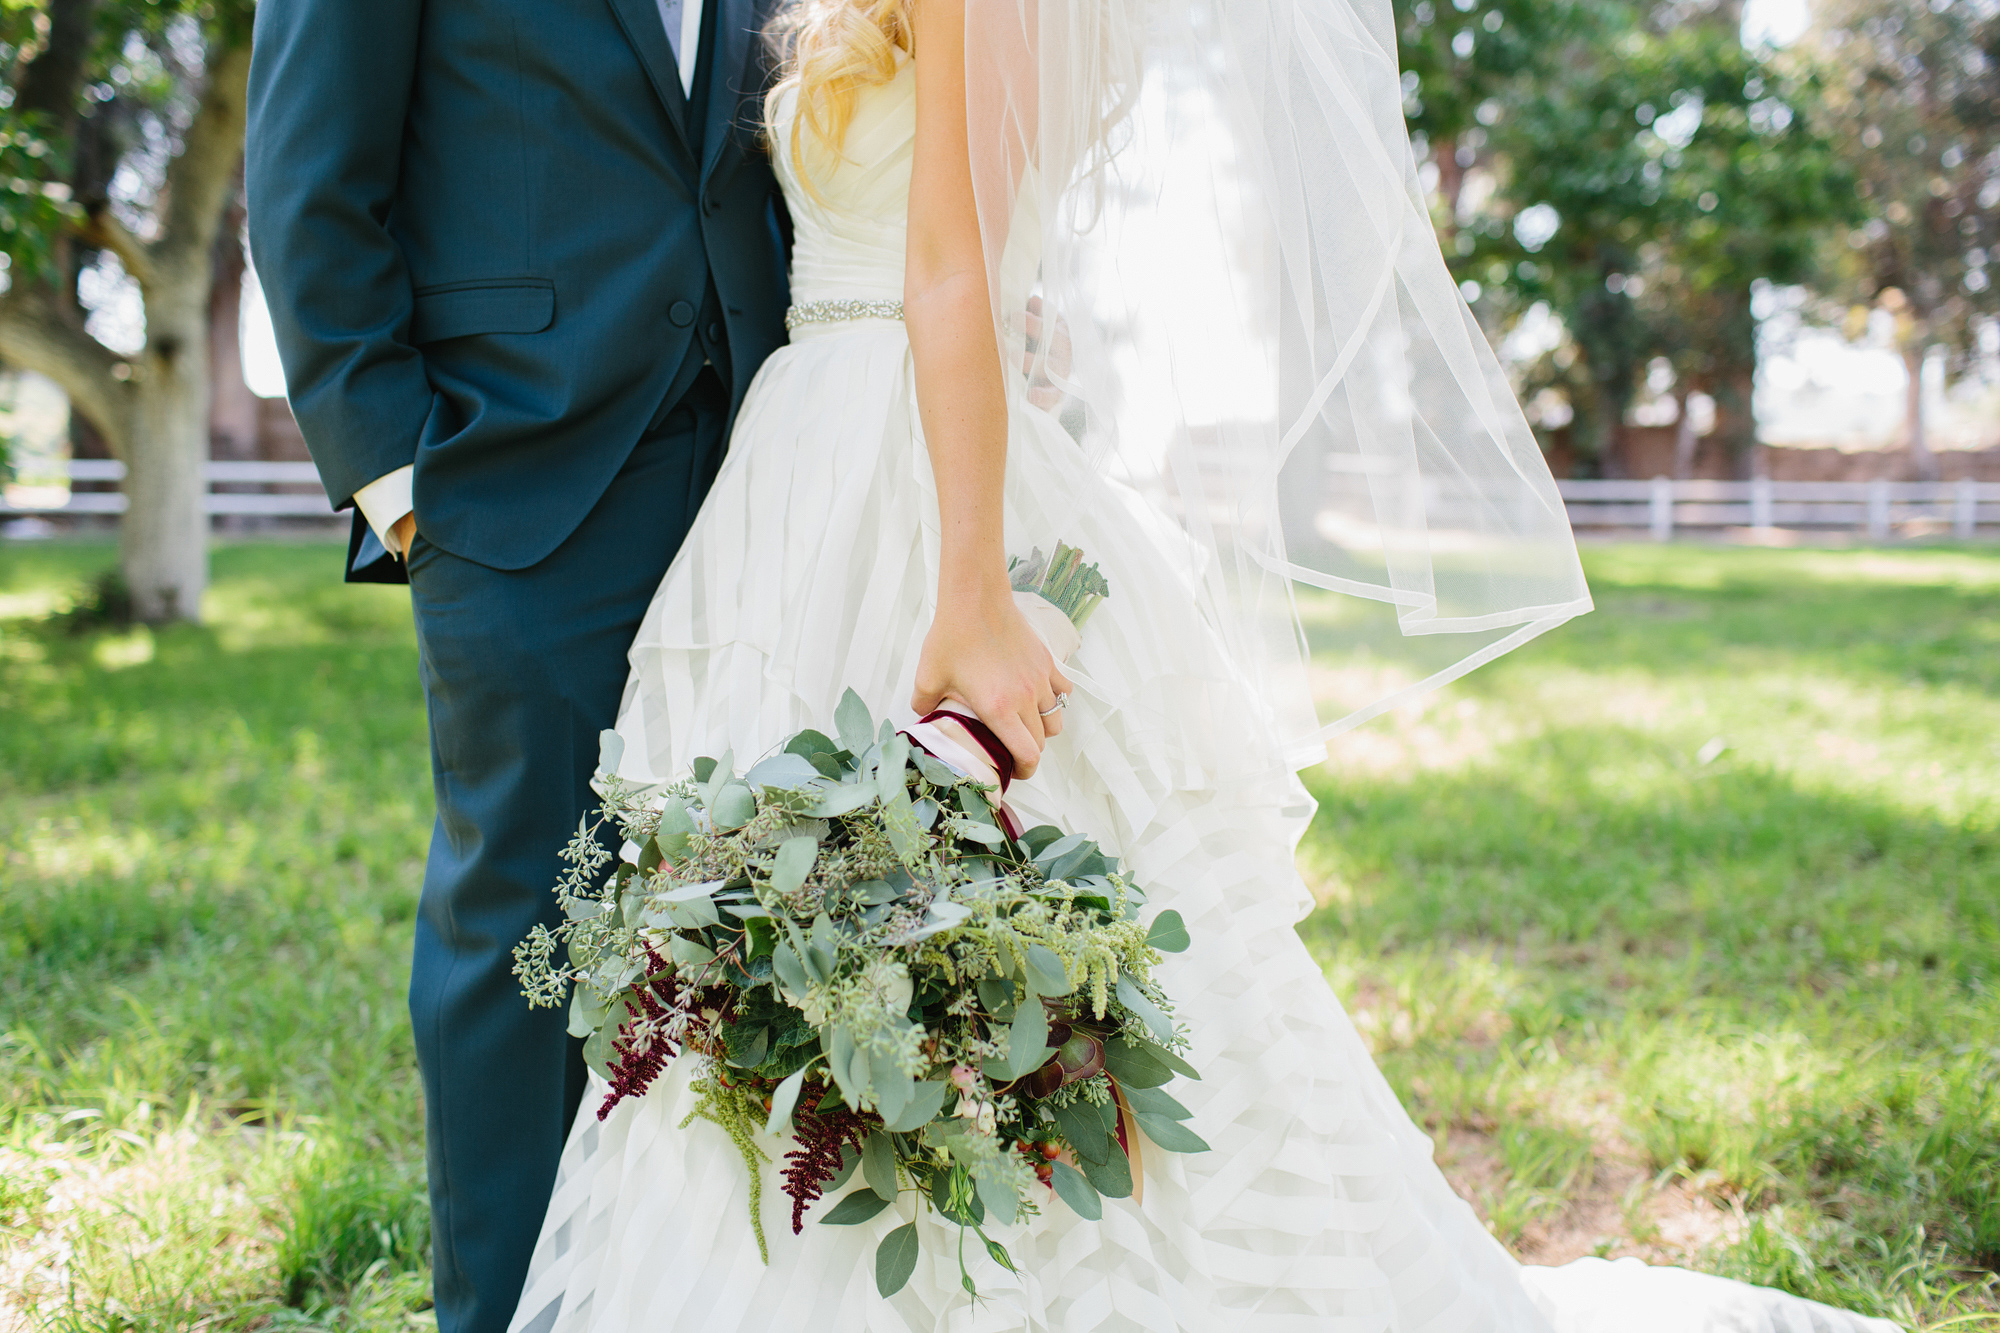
[1298,721,1999,1314]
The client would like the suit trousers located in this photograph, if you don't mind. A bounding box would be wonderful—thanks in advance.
[404,367,729,1333]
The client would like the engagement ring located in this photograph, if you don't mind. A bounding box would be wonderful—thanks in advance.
[1039,693,1069,716]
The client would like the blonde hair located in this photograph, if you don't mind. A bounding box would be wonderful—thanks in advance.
[764,0,914,197]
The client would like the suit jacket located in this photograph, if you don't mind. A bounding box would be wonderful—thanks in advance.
[245,0,791,577]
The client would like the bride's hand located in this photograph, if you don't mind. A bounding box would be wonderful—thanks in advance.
[912,593,1073,780]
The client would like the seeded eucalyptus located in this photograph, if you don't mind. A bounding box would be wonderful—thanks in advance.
[513,688,1204,1298]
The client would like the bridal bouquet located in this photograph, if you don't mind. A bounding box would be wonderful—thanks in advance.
[513,547,1206,1298]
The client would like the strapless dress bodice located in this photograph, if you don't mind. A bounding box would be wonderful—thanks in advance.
[772,54,916,320]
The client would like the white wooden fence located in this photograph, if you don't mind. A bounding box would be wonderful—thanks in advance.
[5,463,1998,540]
[1,459,335,518]
[1557,477,1998,540]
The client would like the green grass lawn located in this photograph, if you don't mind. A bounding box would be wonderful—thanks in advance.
[2,539,1996,1330]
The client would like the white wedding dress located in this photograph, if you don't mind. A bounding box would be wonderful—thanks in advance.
[508,60,1900,1333]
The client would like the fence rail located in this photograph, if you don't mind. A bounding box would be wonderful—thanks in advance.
[1557,477,1999,540]
[7,464,1999,538]
[2,459,335,518]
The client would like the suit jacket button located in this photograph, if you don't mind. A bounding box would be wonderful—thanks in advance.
[669,300,696,327]
[706,321,723,341]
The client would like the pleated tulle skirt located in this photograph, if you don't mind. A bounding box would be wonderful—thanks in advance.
[507,324,1901,1333]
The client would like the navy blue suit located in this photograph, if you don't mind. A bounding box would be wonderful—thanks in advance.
[245,1,789,1327]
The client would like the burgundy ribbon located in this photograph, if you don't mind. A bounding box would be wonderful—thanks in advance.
[911,707,1024,838]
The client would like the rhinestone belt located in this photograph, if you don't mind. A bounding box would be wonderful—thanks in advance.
[784,298,905,331]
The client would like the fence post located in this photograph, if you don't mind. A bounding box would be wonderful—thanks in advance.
[1649,475,1673,543]
[1867,478,1891,540]
[1750,476,1774,530]
[1956,478,1978,539]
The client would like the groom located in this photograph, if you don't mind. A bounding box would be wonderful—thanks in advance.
[245,1,789,1328]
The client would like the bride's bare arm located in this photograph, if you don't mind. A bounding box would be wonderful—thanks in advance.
[904,0,1070,778]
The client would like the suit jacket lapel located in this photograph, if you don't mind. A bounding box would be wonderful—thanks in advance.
[700,0,758,185]
[606,0,695,162]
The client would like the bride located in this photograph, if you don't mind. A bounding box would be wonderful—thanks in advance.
[508,0,1899,1329]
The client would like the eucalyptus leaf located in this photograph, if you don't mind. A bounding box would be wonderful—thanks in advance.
[668,936,715,969]
[911,797,940,830]
[772,940,810,996]
[691,755,719,785]
[826,1142,861,1193]
[974,1166,1018,1225]
[1134,1111,1211,1154]
[1099,1036,1172,1089]
[808,784,877,818]
[997,991,1051,1082]
[913,753,964,788]
[1144,909,1192,954]
[769,835,818,898]
[925,900,973,929]
[869,1048,913,1126]
[662,877,725,902]
[819,1189,891,1226]
[1077,1141,1134,1199]
[1024,943,1073,997]
[1119,1085,1193,1121]
[835,689,877,755]
[597,729,626,776]
[875,1222,920,1297]
[745,752,824,790]
[566,987,610,1040]
[763,1067,808,1136]
[880,1080,949,1133]
[784,728,840,759]
[723,903,772,919]
[1116,974,1175,1044]
[828,1026,859,1100]
[949,818,1007,846]
[1049,1160,1102,1220]
[564,896,605,921]
[1050,1099,1109,1163]
[976,975,1016,1016]
[581,1023,615,1080]
[710,781,757,831]
[850,879,900,906]
[1031,832,1088,868]
[862,1131,898,1202]
[1016,824,1065,856]
[664,897,720,930]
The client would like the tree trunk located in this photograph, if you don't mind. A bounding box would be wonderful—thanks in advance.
[1672,390,1699,479]
[1707,294,1760,479]
[121,304,212,622]
[1898,342,1938,482]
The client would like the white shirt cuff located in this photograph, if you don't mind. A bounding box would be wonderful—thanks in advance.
[353,465,415,557]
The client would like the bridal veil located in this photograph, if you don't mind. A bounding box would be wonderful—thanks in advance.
[963,0,1593,768]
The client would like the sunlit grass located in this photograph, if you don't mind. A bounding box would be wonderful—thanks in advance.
[1300,542,2000,1330]
[1,538,1995,1329]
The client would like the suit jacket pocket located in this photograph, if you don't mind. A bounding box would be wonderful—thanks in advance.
[410,278,556,344]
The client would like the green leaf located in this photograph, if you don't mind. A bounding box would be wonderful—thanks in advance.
[1119,1085,1192,1121]
[598,729,626,775]
[668,936,715,969]
[835,689,877,755]
[1031,832,1088,868]
[710,782,757,831]
[1048,1160,1102,1220]
[745,752,823,790]
[1016,825,1065,856]
[974,1165,1019,1225]
[881,1080,950,1133]
[1116,974,1174,1044]
[850,879,901,906]
[566,987,610,1039]
[772,940,810,996]
[826,1142,861,1191]
[1144,909,1191,954]
[1050,1099,1109,1163]
[691,755,718,784]
[1133,1111,1211,1154]
[581,1023,615,1080]
[769,835,818,897]
[819,1189,891,1226]
[1024,943,1073,997]
[785,728,840,760]
[862,1131,897,1202]
[1100,1036,1173,1089]
[1077,1141,1133,1199]
[976,975,1016,1016]
[875,1223,920,1297]
[809,784,877,818]
[764,1067,808,1136]
[876,734,913,804]
[871,1051,913,1126]
[724,1026,770,1069]
[995,991,1051,1082]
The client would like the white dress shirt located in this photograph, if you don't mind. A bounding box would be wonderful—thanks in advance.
[355,0,706,556]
